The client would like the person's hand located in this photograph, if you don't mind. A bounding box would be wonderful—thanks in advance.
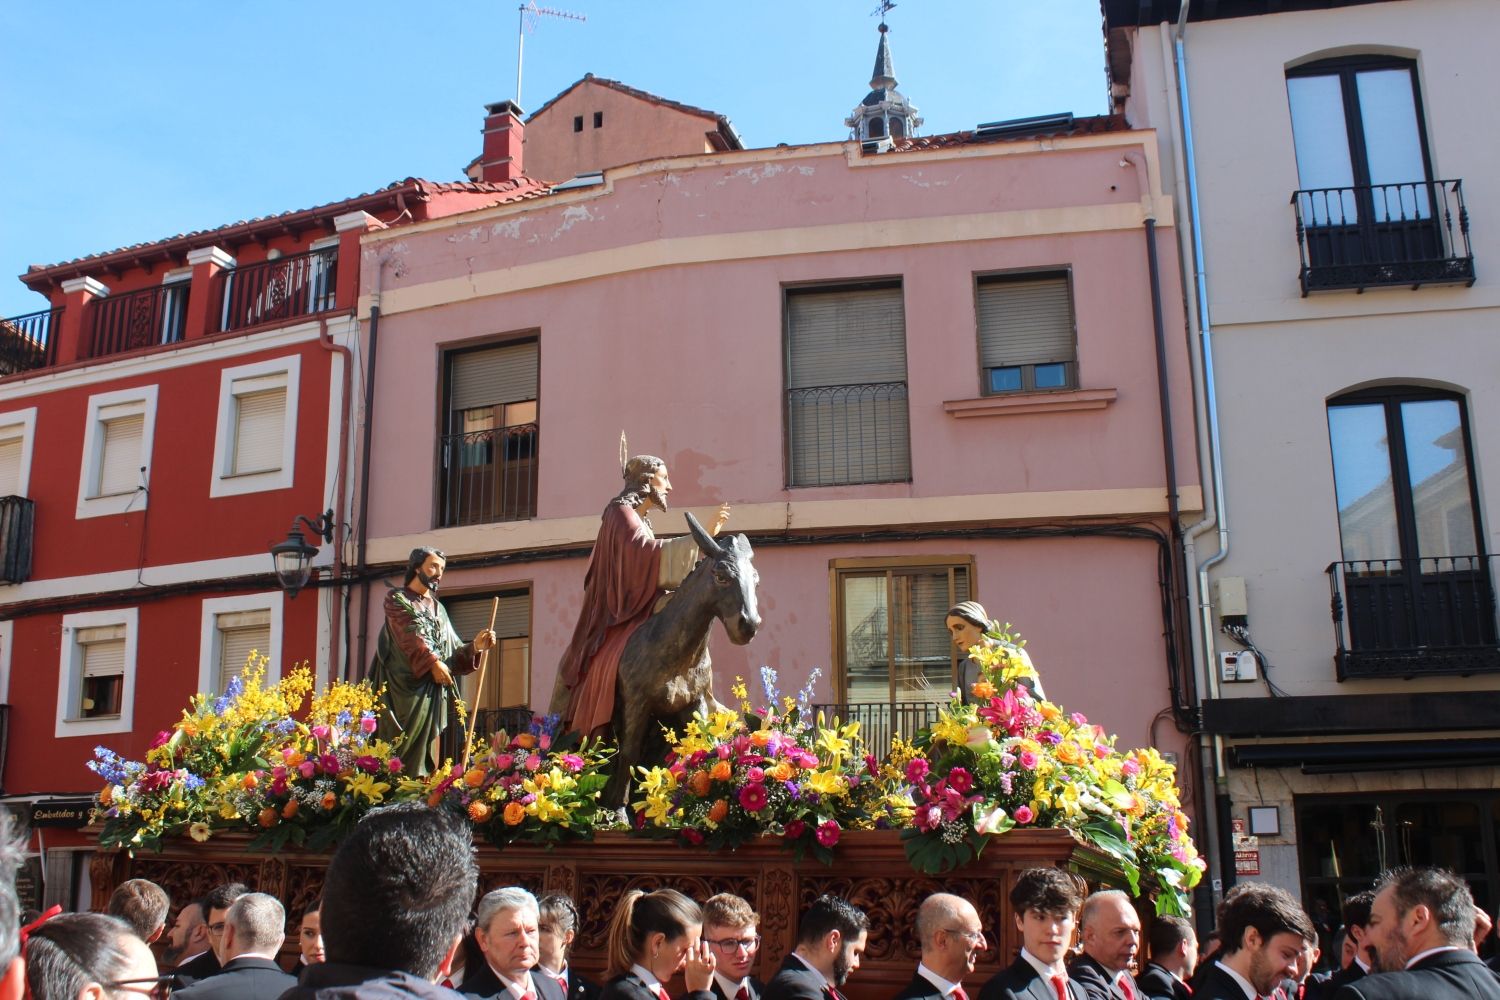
[683,938,715,993]
[1474,905,1494,951]
[710,503,732,537]
[474,628,496,651]
[431,663,454,686]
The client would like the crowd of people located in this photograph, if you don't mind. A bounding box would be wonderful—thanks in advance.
[1,806,1496,1000]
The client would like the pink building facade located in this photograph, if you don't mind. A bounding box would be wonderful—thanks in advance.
[355,120,1204,779]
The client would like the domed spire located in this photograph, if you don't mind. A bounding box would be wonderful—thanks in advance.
[845,14,922,143]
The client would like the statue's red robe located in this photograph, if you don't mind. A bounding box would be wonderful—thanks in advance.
[554,500,666,736]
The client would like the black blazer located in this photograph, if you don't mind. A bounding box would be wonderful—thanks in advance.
[173,956,297,1000]
[1135,964,1189,1000]
[711,977,764,1000]
[172,950,224,989]
[1189,962,1259,1000]
[560,969,603,1000]
[979,957,1084,1000]
[599,971,715,1000]
[763,956,834,1000]
[463,966,568,1000]
[1065,956,1133,1000]
[1331,947,1500,1000]
[891,972,944,1000]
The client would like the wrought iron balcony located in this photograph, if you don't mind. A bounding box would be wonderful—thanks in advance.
[1293,179,1474,295]
[1327,555,1500,680]
[812,700,944,753]
[219,247,337,332]
[786,380,911,487]
[0,496,34,584]
[89,284,188,359]
[438,422,538,527]
[0,309,60,375]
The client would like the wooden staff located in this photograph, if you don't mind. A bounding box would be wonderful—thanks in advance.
[462,596,501,769]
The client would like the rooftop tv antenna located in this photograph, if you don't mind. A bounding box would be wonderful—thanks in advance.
[516,2,587,109]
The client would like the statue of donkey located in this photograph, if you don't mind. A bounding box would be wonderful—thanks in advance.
[603,511,760,811]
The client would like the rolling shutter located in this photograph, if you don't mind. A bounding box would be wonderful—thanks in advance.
[450,342,539,411]
[786,286,907,389]
[217,610,272,690]
[0,434,21,496]
[977,274,1076,368]
[232,385,287,475]
[97,413,144,497]
[444,591,531,642]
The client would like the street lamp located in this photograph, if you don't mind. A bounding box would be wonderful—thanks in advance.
[270,509,334,599]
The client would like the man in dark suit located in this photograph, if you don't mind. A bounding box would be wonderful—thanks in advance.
[538,894,598,1000]
[167,901,220,988]
[702,894,764,1000]
[1192,882,1315,1000]
[1138,915,1196,1000]
[978,867,1086,1000]
[174,883,247,990]
[461,887,566,1000]
[1332,867,1500,1000]
[1311,891,1376,1000]
[174,893,297,1000]
[892,893,987,1000]
[1067,891,1140,1000]
[763,895,869,1000]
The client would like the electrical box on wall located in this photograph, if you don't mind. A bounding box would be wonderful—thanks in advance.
[1215,576,1248,618]
[1219,649,1260,682]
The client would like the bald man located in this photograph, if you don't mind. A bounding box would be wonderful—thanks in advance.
[893,894,988,1000]
[1068,892,1140,1000]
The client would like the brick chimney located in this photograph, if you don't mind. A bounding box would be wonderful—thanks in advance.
[479,101,525,183]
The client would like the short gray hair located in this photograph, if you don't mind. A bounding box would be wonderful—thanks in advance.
[227,893,286,954]
[476,887,538,932]
[1078,890,1132,931]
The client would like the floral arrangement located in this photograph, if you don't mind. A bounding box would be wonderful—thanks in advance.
[404,715,614,847]
[899,624,1205,915]
[632,668,909,862]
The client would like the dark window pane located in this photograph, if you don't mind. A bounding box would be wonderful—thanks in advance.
[988,367,1022,393]
[1393,800,1483,872]
[1299,801,1381,880]
[1034,363,1068,389]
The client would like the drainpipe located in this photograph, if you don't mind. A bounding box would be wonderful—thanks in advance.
[1168,0,1235,900]
[353,264,386,680]
[1123,148,1191,726]
[315,315,353,681]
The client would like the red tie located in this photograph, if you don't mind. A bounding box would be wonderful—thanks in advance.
[440,981,454,991]
[736,989,750,1000]
[951,988,968,1000]
[652,986,671,1000]
[557,977,569,995]
[1118,979,1134,1000]
[1050,976,1067,1000]
[522,993,536,1000]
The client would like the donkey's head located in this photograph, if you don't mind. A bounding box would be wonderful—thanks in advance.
[686,511,761,645]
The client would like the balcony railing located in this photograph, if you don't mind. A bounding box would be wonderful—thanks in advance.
[0,496,35,584]
[1327,555,1500,679]
[89,284,188,358]
[1293,179,1474,295]
[813,700,943,754]
[0,309,60,375]
[219,247,337,332]
[439,423,538,527]
[786,380,911,487]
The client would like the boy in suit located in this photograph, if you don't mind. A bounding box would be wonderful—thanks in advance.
[978,867,1086,1000]
[703,894,764,1000]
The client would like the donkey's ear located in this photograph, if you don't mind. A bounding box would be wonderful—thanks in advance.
[685,511,724,558]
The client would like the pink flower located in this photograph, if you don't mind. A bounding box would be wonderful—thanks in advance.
[319,753,340,774]
[747,766,766,784]
[1014,804,1035,825]
[948,767,974,794]
[149,730,172,750]
[538,733,552,751]
[355,755,382,773]
[688,750,708,768]
[282,747,298,761]
[559,754,585,772]
[493,753,515,771]
[524,754,541,771]
[864,754,880,776]
[298,761,316,778]
[311,724,331,741]
[784,819,807,840]
[359,715,378,734]
[738,783,769,812]
[387,757,403,773]
[1019,750,1039,770]
[716,744,732,759]
[905,758,930,784]
[816,820,841,847]
[1069,712,1089,727]
[1120,758,1141,777]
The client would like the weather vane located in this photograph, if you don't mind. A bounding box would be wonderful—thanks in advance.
[516,2,586,109]
[871,0,896,29]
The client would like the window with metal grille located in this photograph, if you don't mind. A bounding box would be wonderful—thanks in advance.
[441,339,539,526]
[215,609,272,693]
[976,271,1077,395]
[784,283,910,487]
[76,624,126,719]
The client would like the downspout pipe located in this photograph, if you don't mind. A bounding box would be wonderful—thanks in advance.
[1172,0,1235,899]
[315,315,354,681]
[353,267,385,680]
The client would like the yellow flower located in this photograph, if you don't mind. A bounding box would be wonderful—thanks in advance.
[348,773,390,804]
[706,711,739,740]
[188,822,211,842]
[804,769,846,798]
[530,791,569,825]
[931,717,969,746]
[731,677,748,701]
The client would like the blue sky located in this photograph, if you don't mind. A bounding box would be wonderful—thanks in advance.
[0,1,1108,316]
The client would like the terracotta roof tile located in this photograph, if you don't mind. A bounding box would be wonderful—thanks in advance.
[884,113,1131,153]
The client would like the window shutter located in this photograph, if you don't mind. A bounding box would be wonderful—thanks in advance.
[450,342,539,411]
[217,610,272,691]
[444,591,531,642]
[97,414,144,497]
[232,386,287,475]
[786,286,911,486]
[80,635,126,678]
[977,275,1076,368]
[0,435,21,496]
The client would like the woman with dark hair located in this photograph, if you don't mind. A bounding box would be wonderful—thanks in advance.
[602,889,715,1000]
[538,894,599,1000]
[26,913,163,1000]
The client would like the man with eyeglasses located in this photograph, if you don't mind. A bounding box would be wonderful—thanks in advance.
[174,893,296,1000]
[171,885,246,991]
[895,893,987,1000]
[204,884,250,967]
[702,894,763,1000]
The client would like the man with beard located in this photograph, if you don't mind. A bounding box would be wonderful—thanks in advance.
[549,455,729,738]
[1332,867,1500,1000]
[1192,883,1314,1000]
[371,547,497,775]
[894,893,987,1000]
[169,901,222,987]
[763,896,869,1000]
